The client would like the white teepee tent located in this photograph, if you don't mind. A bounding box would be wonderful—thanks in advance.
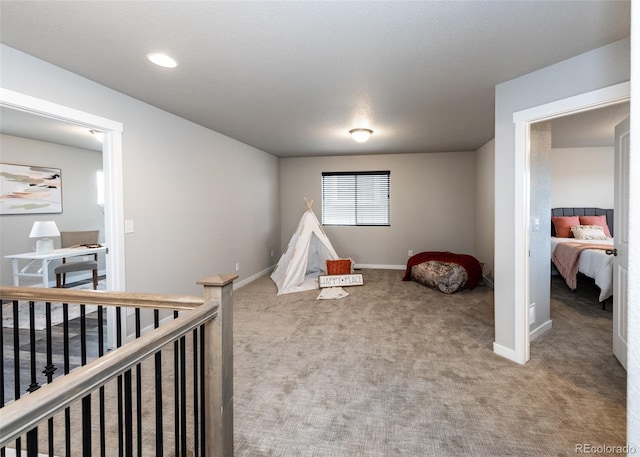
[271,198,339,295]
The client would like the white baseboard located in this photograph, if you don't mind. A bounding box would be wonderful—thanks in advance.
[530,319,552,341]
[234,265,274,289]
[483,275,494,289]
[353,264,406,271]
[493,342,518,362]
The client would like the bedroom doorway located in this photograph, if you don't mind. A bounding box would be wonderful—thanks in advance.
[0,87,125,348]
[513,81,630,365]
[544,102,630,366]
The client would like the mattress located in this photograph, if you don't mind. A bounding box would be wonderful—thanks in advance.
[550,237,614,301]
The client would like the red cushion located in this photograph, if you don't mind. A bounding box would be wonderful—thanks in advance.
[579,215,612,237]
[551,216,579,238]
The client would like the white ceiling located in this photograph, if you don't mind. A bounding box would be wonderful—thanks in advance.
[0,1,630,157]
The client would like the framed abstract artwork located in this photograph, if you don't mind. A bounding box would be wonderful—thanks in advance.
[0,163,62,214]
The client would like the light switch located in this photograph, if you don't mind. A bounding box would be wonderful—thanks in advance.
[124,219,134,233]
[532,218,540,232]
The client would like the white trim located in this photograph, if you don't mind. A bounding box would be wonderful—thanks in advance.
[234,265,274,290]
[354,263,406,270]
[493,342,517,362]
[0,87,126,349]
[529,319,552,342]
[511,81,630,365]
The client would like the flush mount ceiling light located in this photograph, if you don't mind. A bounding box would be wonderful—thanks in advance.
[349,128,373,143]
[146,52,178,68]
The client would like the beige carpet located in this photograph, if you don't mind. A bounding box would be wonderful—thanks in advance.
[5,270,625,456]
[232,269,626,456]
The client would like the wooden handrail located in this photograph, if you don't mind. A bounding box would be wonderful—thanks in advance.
[0,286,203,310]
[0,298,218,446]
[0,274,237,456]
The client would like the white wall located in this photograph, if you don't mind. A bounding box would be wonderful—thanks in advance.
[494,38,630,356]
[280,151,479,268]
[0,134,105,286]
[1,44,280,295]
[474,139,494,281]
[551,146,614,208]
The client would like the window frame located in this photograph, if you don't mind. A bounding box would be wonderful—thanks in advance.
[321,170,390,227]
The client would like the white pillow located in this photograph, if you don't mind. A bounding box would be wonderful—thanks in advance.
[570,225,609,240]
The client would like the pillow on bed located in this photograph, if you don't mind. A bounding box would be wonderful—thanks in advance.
[579,215,612,237]
[570,225,610,240]
[551,216,580,238]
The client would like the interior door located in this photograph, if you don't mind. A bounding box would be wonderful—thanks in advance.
[612,117,630,370]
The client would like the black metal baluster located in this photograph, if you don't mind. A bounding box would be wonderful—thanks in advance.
[117,307,124,457]
[193,327,199,457]
[98,306,106,457]
[81,305,92,456]
[63,303,71,457]
[180,334,187,457]
[25,301,40,457]
[200,324,205,456]
[27,301,40,394]
[135,308,142,457]
[44,302,56,456]
[124,368,133,457]
[13,300,22,455]
[173,311,179,457]
[154,310,164,456]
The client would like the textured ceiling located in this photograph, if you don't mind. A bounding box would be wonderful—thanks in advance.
[0,1,631,157]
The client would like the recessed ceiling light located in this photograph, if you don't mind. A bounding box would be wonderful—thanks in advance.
[146,53,178,68]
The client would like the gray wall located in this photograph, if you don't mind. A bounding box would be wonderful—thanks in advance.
[0,134,105,286]
[494,38,630,354]
[474,139,495,282]
[279,151,479,268]
[551,146,614,208]
[1,44,280,295]
[529,122,552,337]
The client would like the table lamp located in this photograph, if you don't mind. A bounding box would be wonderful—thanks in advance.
[29,221,60,254]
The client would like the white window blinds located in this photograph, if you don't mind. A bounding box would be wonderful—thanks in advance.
[321,171,390,226]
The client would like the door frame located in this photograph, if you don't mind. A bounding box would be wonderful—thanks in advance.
[511,81,630,364]
[0,87,126,346]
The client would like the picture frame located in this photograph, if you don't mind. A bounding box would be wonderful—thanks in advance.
[0,163,62,215]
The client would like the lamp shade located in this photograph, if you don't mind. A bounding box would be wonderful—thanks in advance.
[29,221,60,238]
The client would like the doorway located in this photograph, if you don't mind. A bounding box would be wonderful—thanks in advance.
[0,87,125,346]
[512,81,630,364]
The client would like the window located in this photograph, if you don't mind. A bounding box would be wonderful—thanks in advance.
[321,171,390,226]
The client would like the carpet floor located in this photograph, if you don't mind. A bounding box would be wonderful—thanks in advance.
[3,270,626,456]
[232,270,626,456]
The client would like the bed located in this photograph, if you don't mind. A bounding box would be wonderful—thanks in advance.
[403,251,483,294]
[550,207,615,303]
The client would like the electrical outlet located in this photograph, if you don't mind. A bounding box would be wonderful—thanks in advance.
[270,250,274,258]
[408,250,413,257]
[235,263,240,272]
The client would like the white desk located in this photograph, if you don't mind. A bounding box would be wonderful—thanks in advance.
[5,246,107,287]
